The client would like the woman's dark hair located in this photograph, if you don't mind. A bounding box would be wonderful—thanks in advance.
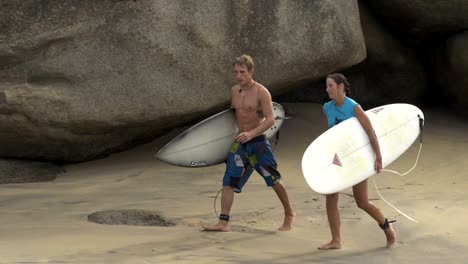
[327,73,351,96]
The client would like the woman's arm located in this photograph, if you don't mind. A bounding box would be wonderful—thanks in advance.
[355,105,382,173]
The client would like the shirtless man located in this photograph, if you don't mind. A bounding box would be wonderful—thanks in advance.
[203,54,296,232]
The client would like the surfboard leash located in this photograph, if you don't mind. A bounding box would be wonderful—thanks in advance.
[375,114,425,223]
[381,114,424,177]
[271,114,292,152]
[373,177,418,222]
[213,187,222,218]
[271,129,280,152]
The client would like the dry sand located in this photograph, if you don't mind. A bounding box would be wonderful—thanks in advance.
[1,103,467,264]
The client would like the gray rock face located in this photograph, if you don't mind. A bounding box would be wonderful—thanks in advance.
[0,0,365,162]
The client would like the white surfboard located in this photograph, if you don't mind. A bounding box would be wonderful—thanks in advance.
[156,102,286,167]
[302,103,424,194]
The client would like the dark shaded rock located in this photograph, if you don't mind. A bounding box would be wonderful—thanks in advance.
[277,2,427,108]
[0,159,64,184]
[435,31,468,117]
[362,0,468,42]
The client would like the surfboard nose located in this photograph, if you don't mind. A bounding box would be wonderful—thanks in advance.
[154,147,166,160]
[154,146,173,164]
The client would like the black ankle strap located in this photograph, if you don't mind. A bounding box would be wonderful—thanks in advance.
[219,214,230,222]
[379,218,396,230]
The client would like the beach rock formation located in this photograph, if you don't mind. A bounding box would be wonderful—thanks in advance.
[279,0,468,114]
[0,0,365,162]
[277,2,427,107]
[359,0,468,113]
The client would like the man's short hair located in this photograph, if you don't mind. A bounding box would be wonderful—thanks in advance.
[233,54,254,71]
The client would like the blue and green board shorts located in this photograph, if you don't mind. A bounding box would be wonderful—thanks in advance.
[223,135,281,193]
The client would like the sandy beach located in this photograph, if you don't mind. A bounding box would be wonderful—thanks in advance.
[1,103,467,264]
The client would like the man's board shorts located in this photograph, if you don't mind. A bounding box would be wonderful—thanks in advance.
[223,135,281,193]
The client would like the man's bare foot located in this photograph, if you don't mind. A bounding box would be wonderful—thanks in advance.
[384,223,397,247]
[278,212,296,231]
[202,221,229,232]
[318,240,342,250]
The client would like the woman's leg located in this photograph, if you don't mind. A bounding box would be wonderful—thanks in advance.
[353,179,397,247]
[319,193,342,249]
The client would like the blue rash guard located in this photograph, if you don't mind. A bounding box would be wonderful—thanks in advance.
[324,97,359,128]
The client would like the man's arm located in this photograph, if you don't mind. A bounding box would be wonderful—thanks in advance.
[230,85,237,108]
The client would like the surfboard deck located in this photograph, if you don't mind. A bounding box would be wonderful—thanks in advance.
[302,103,424,194]
[156,102,286,167]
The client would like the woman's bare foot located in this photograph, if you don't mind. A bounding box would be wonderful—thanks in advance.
[278,212,296,231]
[318,240,342,250]
[384,223,397,247]
[202,221,229,232]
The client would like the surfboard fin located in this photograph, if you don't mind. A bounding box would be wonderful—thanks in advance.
[418,115,424,143]
[275,116,292,120]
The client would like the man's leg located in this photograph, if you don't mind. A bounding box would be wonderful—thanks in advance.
[272,182,296,231]
[203,142,248,232]
[253,137,295,231]
[203,186,234,232]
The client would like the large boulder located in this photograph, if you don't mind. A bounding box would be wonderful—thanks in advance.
[0,0,365,162]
